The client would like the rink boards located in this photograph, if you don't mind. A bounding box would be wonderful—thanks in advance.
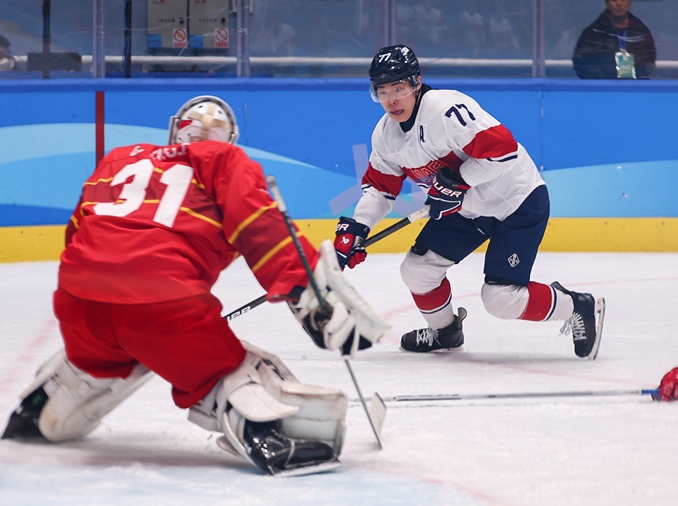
[1,78,676,261]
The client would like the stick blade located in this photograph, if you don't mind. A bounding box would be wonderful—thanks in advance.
[368,392,387,447]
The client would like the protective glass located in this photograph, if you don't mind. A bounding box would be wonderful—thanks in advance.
[370,80,418,103]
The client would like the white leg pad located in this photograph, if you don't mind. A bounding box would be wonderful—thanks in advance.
[26,349,153,442]
[218,352,300,424]
[188,341,348,461]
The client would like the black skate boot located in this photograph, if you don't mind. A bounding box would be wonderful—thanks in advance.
[400,308,467,353]
[2,386,49,441]
[551,282,606,360]
[243,420,339,477]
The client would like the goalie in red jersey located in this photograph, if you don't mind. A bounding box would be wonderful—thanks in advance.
[2,96,388,477]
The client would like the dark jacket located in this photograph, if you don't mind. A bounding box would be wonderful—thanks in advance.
[572,11,656,79]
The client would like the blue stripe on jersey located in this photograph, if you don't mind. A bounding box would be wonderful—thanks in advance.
[361,184,396,200]
[487,154,518,163]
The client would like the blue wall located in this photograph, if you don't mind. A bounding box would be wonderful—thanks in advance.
[1,78,677,226]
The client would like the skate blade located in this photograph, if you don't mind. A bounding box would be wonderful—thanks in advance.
[271,459,342,478]
[398,344,465,353]
[588,297,606,360]
[441,344,465,352]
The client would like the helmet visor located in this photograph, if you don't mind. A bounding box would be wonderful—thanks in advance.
[370,79,418,103]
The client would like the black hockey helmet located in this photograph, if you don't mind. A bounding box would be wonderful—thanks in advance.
[369,45,420,101]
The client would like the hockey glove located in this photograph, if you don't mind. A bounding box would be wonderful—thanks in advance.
[425,167,471,220]
[655,367,678,401]
[333,217,370,269]
[288,241,390,358]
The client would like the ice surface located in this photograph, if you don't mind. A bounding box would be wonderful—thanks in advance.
[2,253,678,506]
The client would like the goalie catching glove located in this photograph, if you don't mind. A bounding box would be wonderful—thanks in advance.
[289,240,390,358]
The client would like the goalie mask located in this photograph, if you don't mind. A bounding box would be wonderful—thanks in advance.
[168,95,239,145]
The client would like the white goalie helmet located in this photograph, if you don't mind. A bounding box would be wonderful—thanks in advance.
[168,95,240,145]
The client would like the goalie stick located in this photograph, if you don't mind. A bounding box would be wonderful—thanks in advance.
[266,174,386,449]
[222,205,429,322]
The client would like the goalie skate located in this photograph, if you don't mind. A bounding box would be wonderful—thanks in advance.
[2,386,49,441]
[217,419,341,477]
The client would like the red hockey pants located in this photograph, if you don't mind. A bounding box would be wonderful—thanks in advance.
[53,287,246,409]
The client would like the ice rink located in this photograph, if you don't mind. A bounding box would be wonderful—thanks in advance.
[1,252,678,506]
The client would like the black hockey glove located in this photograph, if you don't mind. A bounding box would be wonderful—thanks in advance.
[426,167,471,220]
[333,217,370,270]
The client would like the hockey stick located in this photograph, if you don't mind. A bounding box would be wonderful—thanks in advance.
[360,204,429,247]
[369,389,660,404]
[224,294,267,321]
[266,174,385,449]
[223,205,429,322]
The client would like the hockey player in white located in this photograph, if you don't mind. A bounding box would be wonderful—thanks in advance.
[333,45,605,358]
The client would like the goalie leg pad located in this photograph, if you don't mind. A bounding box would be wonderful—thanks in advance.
[16,349,153,442]
[248,342,347,451]
[187,345,301,434]
[188,341,348,474]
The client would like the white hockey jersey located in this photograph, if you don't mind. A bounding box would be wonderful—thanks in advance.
[353,88,545,229]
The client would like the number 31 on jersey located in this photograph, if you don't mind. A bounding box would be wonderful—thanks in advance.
[93,159,193,228]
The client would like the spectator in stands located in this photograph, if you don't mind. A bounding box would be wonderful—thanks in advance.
[0,34,15,71]
[573,0,655,79]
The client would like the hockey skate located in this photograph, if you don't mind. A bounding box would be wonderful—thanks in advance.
[552,282,606,360]
[2,386,49,441]
[400,308,467,353]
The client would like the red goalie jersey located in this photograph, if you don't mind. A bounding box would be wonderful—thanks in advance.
[59,141,315,304]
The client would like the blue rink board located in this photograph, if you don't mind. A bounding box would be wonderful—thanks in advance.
[1,78,677,225]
